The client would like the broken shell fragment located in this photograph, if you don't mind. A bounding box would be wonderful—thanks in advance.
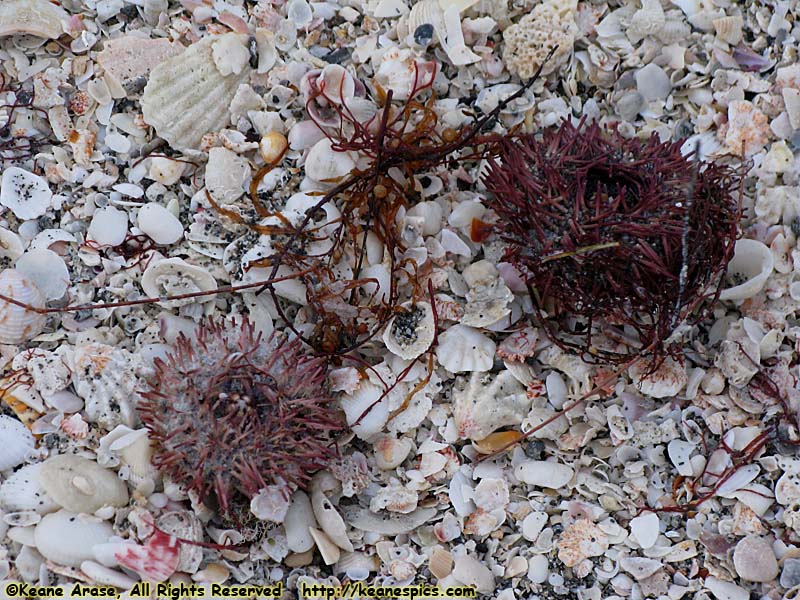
[382,302,436,360]
[436,325,495,373]
[719,239,774,301]
[0,0,68,39]
[1,167,53,221]
[0,415,35,471]
[34,511,113,568]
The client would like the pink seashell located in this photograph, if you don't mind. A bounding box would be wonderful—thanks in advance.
[497,327,539,361]
[218,10,250,34]
[114,530,180,582]
[60,413,89,439]
[497,262,527,293]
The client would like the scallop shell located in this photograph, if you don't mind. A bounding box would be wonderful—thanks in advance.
[719,239,774,301]
[627,0,665,41]
[39,455,129,514]
[0,269,47,344]
[382,302,436,361]
[0,463,58,513]
[453,370,531,441]
[435,324,496,373]
[0,415,34,470]
[156,511,203,573]
[34,510,113,568]
[0,0,67,39]
[141,258,217,309]
[141,33,252,150]
[70,343,143,429]
[712,15,743,45]
[339,380,391,440]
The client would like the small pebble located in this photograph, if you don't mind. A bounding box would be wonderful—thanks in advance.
[413,23,434,46]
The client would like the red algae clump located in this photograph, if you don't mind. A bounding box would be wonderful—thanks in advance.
[483,120,741,365]
[139,318,344,518]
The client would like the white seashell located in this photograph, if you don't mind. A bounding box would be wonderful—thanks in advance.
[628,0,665,41]
[628,356,687,398]
[0,228,23,261]
[34,511,113,568]
[436,325,495,372]
[635,63,672,101]
[460,260,514,328]
[205,147,251,205]
[288,120,327,151]
[705,577,749,600]
[452,555,495,594]
[339,380,390,440]
[620,556,663,581]
[335,551,378,580]
[406,201,443,235]
[343,506,437,535]
[15,249,69,301]
[515,460,574,489]
[111,429,158,492]
[712,15,743,45]
[310,475,353,552]
[453,371,530,440]
[382,302,436,360]
[667,440,695,477]
[522,512,548,542]
[70,343,143,429]
[373,435,413,470]
[285,491,316,553]
[0,464,58,513]
[250,485,290,523]
[0,415,34,470]
[141,257,217,309]
[305,139,356,183]
[97,36,180,93]
[0,0,67,38]
[88,206,128,247]
[141,33,252,150]
[0,269,46,344]
[1,167,52,220]
[80,561,137,590]
[374,47,437,102]
[137,203,184,246]
[719,239,774,301]
[39,455,128,514]
[308,527,340,565]
[716,464,760,497]
[629,512,660,549]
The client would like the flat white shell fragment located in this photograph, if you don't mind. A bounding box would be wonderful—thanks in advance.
[88,206,128,247]
[284,491,316,553]
[305,138,356,183]
[137,203,184,245]
[34,510,113,568]
[205,147,251,204]
[0,0,68,39]
[629,512,659,549]
[15,249,69,301]
[1,168,53,220]
[39,454,129,513]
[515,460,574,489]
[719,239,774,301]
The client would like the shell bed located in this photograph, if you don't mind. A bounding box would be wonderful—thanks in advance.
[0,0,798,598]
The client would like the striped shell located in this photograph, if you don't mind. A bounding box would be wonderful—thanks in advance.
[0,414,35,470]
[0,269,46,344]
[0,0,68,39]
[0,463,59,513]
[141,33,252,150]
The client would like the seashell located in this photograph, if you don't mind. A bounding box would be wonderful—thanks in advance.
[156,511,202,573]
[308,527,340,565]
[635,63,672,101]
[382,302,436,360]
[629,512,660,549]
[719,239,774,301]
[39,455,128,514]
[472,430,525,455]
[406,201,443,235]
[667,440,695,477]
[304,138,356,184]
[339,380,390,440]
[628,356,687,398]
[724,100,769,157]
[435,324,495,372]
[373,47,438,101]
[111,429,158,492]
[460,260,514,328]
[114,530,180,582]
[373,434,413,470]
[0,167,52,220]
[0,415,35,470]
[0,463,58,513]
[557,518,609,568]
[70,343,143,429]
[334,551,379,580]
[496,327,539,362]
[429,547,453,579]
[0,270,46,344]
[205,146,251,205]
[141,257,217,309]
[344,506,437,535]
[88,206,128,247]
[285,491,316,553]
[453,555,495,594]
[0,0,68,39]
[705,577,749,600]
[259,131,288,164]
[15,249,69,301]
[620,557,663,581]
[34,510,113,568]
[80,561,137,590]
[0,227,24,261]
[628,0,665,41]
[515,460,574,489]
[310,474,354,552]
[713,15,743,45]
[97,36,180,93]
[137,203,184,246]
[141,33,252,150]
[453,370,531,440]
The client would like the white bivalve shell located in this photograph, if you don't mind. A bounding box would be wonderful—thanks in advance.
[141,33,253,150]
[285,491,316,553]
[382,302,436,360]
[141,257,217,309]
[0,463,59,513]
[339,380,390,440]
[719,239,774,301]
[0,415,35,470]
[0,269,47,344]
[15,249,69,301]
[453,370,531,440]
[39,455,129,513]
[137,203,184,245]
[0,0,67,39]
[88,206,128,247]
[305,138,356,183]
[70,343,144,429]
[34,510,113,568]
[0,167,53,220]
[110,429,159,493]
[436,324,495,372]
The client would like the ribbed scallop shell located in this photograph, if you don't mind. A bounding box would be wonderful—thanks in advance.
[39,454,129,514]
[435,325,496,373]
[0,0,68,39]
[156,511,203,573]
[0,463,58,513]
[0,269,47,344]
[141,33,252,150]
[0,414,34,470]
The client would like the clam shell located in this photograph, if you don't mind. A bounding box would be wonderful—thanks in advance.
[39,455,129,514]
[339,380,391,440]
[435,325,495,373]
[0,463,58,513]
[141,33,252,150]
[0,415,35,470]
[0,168,53,220]
[343,506,438,535]
[34,510,113,568]
[109,429,158,492]
[15,249,69,301]
[0,0,67,39]
[382,302,436,361]
[156,511,202,573]
[719,239,774,301]
[0,269,47,344]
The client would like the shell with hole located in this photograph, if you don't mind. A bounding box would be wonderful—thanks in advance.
[141,257,217,312]
[0,0,68,39]
[382,302,436,361]
[39,455,129,514]
[141,33,253,150]
[0,415,35,471]
[0,269,47,344]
